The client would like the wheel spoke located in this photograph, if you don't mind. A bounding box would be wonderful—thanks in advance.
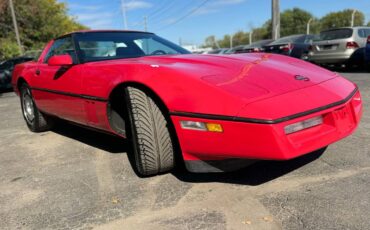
[22,90,35,123]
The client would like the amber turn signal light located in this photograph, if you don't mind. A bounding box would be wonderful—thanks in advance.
[180,121,223,132]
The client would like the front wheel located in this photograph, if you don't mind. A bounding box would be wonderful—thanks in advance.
[20,84,53,132]
[125,86,175,176]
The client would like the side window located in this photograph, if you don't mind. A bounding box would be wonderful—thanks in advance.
[358,29,365,38]
[358,29,370,38]
[364,29,370,38]
[44,37,76,63]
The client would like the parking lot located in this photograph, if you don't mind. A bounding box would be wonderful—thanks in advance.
[0,72,369,230]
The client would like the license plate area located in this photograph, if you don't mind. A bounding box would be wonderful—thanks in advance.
[319,44,338,51]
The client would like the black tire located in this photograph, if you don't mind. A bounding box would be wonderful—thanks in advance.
[20,84,53,132]
[125,86,175,176]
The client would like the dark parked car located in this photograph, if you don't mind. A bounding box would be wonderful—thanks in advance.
[0,56,33,90]
[232,39,274,53]
[365,36,370,70]
[263,34,315,59]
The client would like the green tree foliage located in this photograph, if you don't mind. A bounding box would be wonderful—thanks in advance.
[0,0,87,60]
[232,31,249,46]
[0,38,21,59]
[203,35,218,49]
[217,31,250,48]
[218,34,232,48]
[320,9,364,30]
[280,8,319,36]
[265,8,318,37]
[251,26,270,41]
[367,21,370,26]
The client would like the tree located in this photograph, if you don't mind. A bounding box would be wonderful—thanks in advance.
[265,8,318,37]
[218,34,231,48]
[0,0,87,59]
[232,31,249,46]
[203,35,218,49]
[367,21,370,27]
[215,31,253,48]
[0,38,21,59]
[320,9,365,30]
[252,24,270,41]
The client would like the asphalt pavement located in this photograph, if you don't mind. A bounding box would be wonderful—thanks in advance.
[0,72,369,230]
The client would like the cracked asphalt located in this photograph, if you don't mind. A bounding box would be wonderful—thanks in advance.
[0,72,369,230]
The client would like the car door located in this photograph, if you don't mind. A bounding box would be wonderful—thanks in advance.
[30,36,85,125]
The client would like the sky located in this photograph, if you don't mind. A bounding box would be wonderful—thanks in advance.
[63,0,370,45]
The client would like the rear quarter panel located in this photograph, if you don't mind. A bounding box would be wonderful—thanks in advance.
[12,62,37,94]
[12,40,53,94]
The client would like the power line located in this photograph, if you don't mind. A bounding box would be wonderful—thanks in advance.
[128,0,173,28]
[146,0,175,19]
[149,0,198,25]
[156,0,210,31]
[129,0,179,29]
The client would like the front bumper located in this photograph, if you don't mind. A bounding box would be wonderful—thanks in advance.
[171,90,362,165]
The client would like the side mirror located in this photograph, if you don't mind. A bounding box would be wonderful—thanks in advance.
[48,54,73,66]
[367,35,370,44]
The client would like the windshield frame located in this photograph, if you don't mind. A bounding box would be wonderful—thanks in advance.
[73,31,190,63]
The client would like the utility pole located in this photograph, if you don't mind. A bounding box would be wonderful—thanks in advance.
[249,31,253,44]
[351,9,357,27]
[307,18,313,34]
[144,16,148,32]
[9,0,23,54]
[272,0,280,40]
[121,0,128,29]
[214,39,220,49]
[230,34,233,48]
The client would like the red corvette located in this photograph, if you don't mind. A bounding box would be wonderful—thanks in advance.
[12,30,362,176]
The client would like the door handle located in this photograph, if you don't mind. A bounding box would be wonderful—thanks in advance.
[35,69,40,76]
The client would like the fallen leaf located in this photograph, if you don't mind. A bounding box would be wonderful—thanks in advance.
[242,219,252,225]
[262,216,273,222]
[111,197,121,204]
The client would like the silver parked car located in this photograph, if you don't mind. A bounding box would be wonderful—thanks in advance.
[309,27,370,66]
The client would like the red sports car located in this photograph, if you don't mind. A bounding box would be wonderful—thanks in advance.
[12,30,362,176]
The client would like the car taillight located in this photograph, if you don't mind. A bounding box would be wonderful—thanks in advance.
[367,36,370,44]
[252,47,260,52]
[280,43,294,52]
[346,41,359,49]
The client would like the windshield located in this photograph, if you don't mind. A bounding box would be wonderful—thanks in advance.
[75,32,190,62]
[318,29,353,41]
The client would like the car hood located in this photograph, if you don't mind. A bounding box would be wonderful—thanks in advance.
[137,53,337,104]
